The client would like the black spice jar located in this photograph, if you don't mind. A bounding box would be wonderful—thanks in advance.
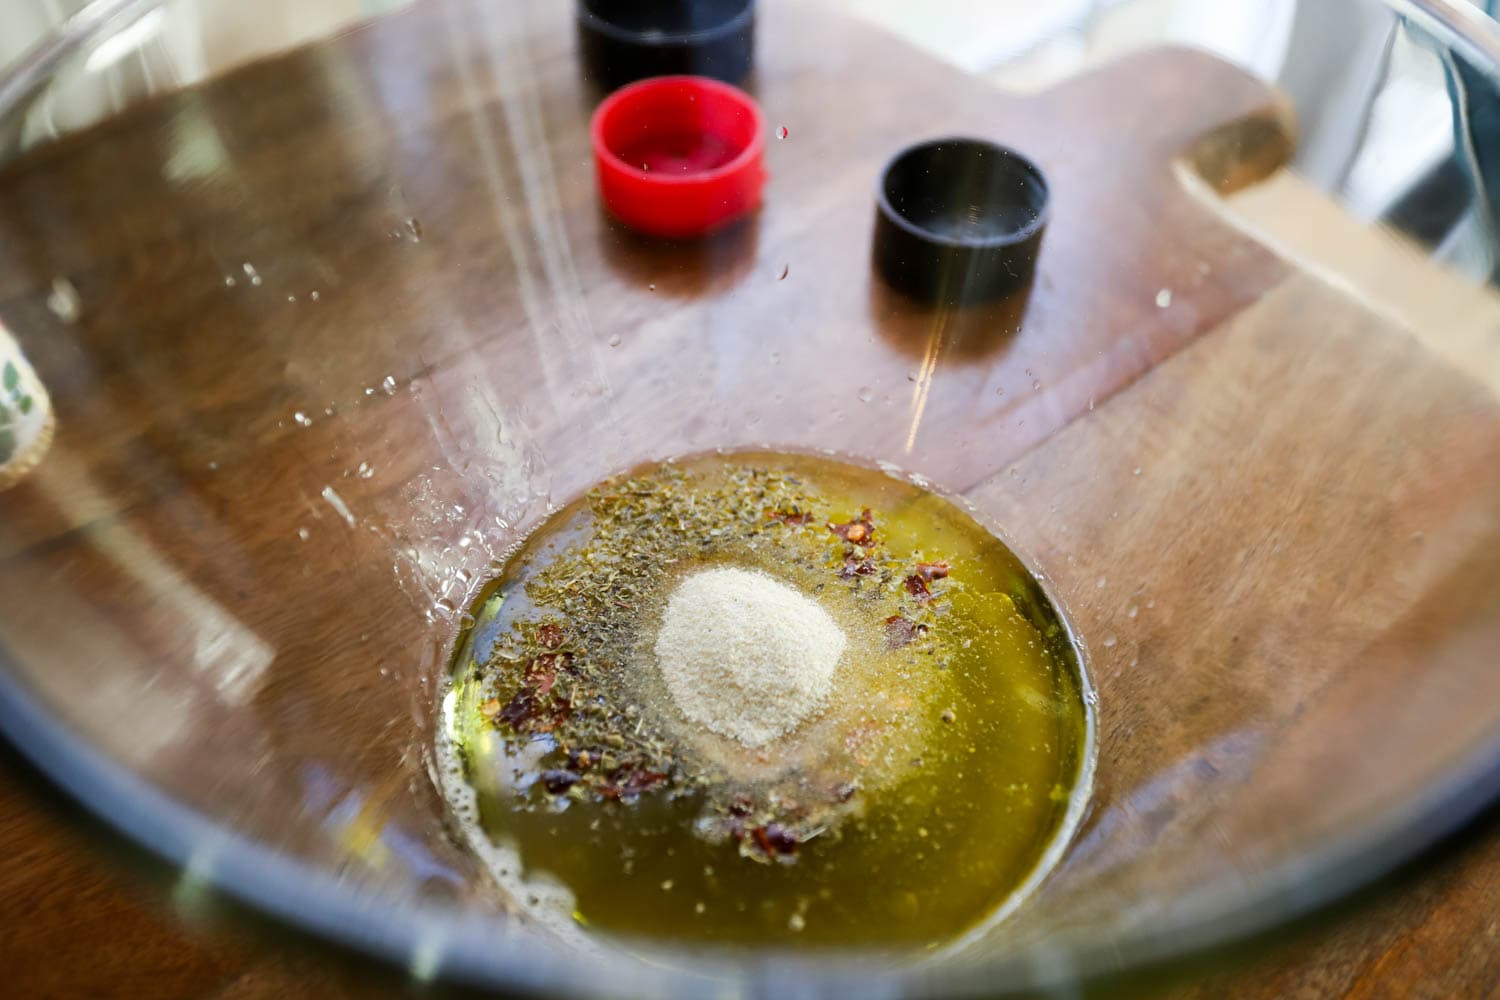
[873,138,1050,306]
[577,0,756,92]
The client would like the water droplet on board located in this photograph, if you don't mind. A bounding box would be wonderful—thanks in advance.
[1101,635,1117,648]
[1096,577,1106,589]
[777,126,789,140]
[608,333,622,347]
[242,262,261,286]
[293,411,312,427]
[1133,467,1141,476]
[46,277,81,322]
[224,275,237,287]
[1031,379,1041,391]
[1088,396,1095,411]
[297,527,310,541]
[309,290,320,301]
[857,386,874,403]
[1155,288,1173,308]
[381,375,398,395]
[321,486,356,527]
[357,461,374,479]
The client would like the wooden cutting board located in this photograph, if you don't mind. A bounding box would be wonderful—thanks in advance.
[1,0,1499,995]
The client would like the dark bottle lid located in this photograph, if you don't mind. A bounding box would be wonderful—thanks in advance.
[873,138,1050,306]
[577,0,755,92]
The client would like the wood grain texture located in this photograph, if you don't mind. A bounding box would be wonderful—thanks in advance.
[1,0,1499,996]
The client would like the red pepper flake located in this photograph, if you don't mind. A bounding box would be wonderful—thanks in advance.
[525,663,557,697]
[541,769,580,794]
[765,507,814,526]
[496,687,570,734]
[497,688,539,729]
[883,614,928,648]
[530,699,571,733]
[839,553,877,579]
[622,770,668,796]
[751,823,798,859]
[599,768,667,801]
[828,509,876,548]
[537,623,565,649]
[569,748,599,770]
[914,561,950,582]
[903,574,932,601]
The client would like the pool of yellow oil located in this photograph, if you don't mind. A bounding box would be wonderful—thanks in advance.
[445,451,1091,950]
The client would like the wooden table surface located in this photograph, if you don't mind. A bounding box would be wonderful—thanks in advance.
[3,0,1500,996]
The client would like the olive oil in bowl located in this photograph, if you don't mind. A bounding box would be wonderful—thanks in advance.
[439,451,1092,950]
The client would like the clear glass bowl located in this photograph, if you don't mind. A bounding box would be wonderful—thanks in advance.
[3,0,1500,994]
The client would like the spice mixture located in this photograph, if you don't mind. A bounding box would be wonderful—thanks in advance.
[441,451,1090,948]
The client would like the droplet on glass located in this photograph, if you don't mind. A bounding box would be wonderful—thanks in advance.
[293,411,312,427]
[777,125,789,140]
[608,333,622,347]
[224,275,237,287]
[857,386,874,403]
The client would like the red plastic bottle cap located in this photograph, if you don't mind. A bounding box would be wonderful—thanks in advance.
[590,75,766,238]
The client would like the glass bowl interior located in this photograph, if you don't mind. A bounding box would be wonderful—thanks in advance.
[3,0,1500,994]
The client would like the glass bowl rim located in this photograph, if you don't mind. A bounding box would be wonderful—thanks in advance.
[3,0,1500,993]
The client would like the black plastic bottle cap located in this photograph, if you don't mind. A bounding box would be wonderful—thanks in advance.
[577,0,756,92]
[873,138,1050,306]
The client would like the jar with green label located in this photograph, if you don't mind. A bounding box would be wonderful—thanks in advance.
[0,322,52,491]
